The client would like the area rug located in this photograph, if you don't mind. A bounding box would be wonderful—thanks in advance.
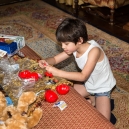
[0,0,129,128]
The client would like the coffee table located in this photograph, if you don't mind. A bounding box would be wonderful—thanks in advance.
[20,45,116,129]
[20,45,42,60]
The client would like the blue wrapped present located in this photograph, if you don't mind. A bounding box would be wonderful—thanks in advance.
[0,42,18,56]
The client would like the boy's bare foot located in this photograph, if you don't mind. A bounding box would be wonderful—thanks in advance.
[86,98,91,103]
[86,98,95,107]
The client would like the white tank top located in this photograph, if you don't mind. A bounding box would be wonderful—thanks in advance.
[73,40,116,93]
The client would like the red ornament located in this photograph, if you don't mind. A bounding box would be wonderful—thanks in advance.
[56,84,70,95]
[43,62,48,67]
[44,90,58,103]
[18,70,31,79]
[30,72,39,81]
[44,71,53,78]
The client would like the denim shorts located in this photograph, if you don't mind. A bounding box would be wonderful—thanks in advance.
[89,90,111,98]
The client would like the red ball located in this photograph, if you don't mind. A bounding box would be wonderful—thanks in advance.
[44,90,58,103]
[56,84,70,95]
[18,70,31,79]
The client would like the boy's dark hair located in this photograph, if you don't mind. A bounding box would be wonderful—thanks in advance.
[56,18,88,44]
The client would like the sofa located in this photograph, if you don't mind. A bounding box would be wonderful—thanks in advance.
[74,0,129,25]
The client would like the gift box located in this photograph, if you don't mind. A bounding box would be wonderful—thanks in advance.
[0,42,18,56]
[0,34,25,50]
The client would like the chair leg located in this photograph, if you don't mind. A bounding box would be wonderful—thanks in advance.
[74,0,79,16]
[109,8,115,25]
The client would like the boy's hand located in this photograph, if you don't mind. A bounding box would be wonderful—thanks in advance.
[38,60,48,68]
[45,65,59,77]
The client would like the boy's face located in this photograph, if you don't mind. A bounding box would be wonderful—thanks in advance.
[61,42,78,55]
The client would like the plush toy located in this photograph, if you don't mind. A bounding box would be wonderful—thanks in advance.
[0,92,7,117]
[0,91,43,129]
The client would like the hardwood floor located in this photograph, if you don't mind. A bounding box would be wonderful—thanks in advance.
[42,0,129,43]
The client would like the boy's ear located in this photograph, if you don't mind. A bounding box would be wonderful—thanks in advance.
[78,37,83,44]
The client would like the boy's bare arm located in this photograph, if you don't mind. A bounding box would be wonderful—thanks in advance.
[45,47,101,81]
[39,51,70,68]
[45,57,56,65]
[53,51,70,64]
[81,47,101,80]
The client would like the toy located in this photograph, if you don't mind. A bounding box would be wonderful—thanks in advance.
[44,90,58,103]
[18,70,31,79]
[0,91,7,116]
[0,91,43,129]
[18,70,40,81]
[56,84,70,95]
[29,72,39,81]
[44,71,53,78]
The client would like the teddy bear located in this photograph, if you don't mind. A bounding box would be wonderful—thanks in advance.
[0,91,43,129]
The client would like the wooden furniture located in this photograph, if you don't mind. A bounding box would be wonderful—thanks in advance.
[33,87,116,129]
[74,0,129,25]
[20,45,116,129]
[56,0,84,8]
[0,0,27,5]
[20,45,42,60]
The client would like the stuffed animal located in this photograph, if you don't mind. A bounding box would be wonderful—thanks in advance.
[0,91,43,129]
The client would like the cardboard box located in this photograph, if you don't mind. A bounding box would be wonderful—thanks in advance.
[0,34,25,50]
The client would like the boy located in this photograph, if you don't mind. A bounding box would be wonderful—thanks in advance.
[39,18,116,120]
